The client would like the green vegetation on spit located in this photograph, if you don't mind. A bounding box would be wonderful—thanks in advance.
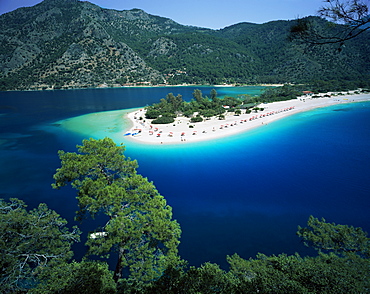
[144,83,370,124]
[1,137,370,293]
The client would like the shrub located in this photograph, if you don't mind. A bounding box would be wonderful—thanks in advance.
[152,116,175,124]
[191,116,203,123]
[234,109,242,115]
[145,109,160,119]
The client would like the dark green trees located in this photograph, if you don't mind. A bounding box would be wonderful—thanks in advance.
[146,216,370,293]
[52,138,181,283]
[259,85,301,102]
[146,93,182,123]
[33,261,117,294]
[0,198,81,293]
[224,216,370,293]
[145,89,228,123]
[290,0,369,46]
[297,215,370,257]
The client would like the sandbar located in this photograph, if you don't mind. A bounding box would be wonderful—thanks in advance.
[123,92,370,145]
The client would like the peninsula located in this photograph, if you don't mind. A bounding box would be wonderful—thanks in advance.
[124,92,370,144]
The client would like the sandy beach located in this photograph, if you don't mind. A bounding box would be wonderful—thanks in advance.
[124,92,370,145]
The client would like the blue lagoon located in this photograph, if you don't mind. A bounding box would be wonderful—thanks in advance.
[1,87,369,268]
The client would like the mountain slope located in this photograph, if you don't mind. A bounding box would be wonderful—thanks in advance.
[0,0,369,90]
[0,0,192,90]
[217,18,370,83]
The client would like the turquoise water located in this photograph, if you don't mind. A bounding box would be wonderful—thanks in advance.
[1,87,369,268]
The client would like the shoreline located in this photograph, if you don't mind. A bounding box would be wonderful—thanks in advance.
[123,92,370,145]
[3,83,279,92]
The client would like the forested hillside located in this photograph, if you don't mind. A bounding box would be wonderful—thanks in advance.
[0,0,369,90]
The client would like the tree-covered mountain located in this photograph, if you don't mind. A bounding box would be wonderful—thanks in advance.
[0,0,369,91]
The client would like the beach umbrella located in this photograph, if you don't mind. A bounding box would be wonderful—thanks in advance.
[157,133,161,137]
[181,132,185,136]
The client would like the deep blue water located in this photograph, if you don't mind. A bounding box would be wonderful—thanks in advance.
[1,87,369,269]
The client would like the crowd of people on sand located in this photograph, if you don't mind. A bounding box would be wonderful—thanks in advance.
[125,105,297,144]
[123,92,370,145]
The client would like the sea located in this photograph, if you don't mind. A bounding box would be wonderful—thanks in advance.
[1,86,370,269]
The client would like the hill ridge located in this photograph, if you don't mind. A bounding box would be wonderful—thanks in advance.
[0,0,369,90]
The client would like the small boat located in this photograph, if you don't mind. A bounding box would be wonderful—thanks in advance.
[124,133,131,136]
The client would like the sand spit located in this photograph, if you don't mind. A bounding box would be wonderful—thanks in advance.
[123,93,370,145]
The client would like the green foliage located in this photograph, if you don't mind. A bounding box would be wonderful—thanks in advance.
[137,262,235,294]
[152,116,175,124]
[144,108,161,119]
[222,96,242,108]
[259,84,302,102]
[145,89,234,124]
[297,215,370,257]
[0,198,81,293]
[227,251,370,293]
[307,79,370,93]
[52,138,181,283]
[200,109,217,118]
[145,93,184,120]
[33,260,116,294]
[234,109,242,115]
[190,115,203,123]
[146,216,370,293]
[184,263,234,293]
